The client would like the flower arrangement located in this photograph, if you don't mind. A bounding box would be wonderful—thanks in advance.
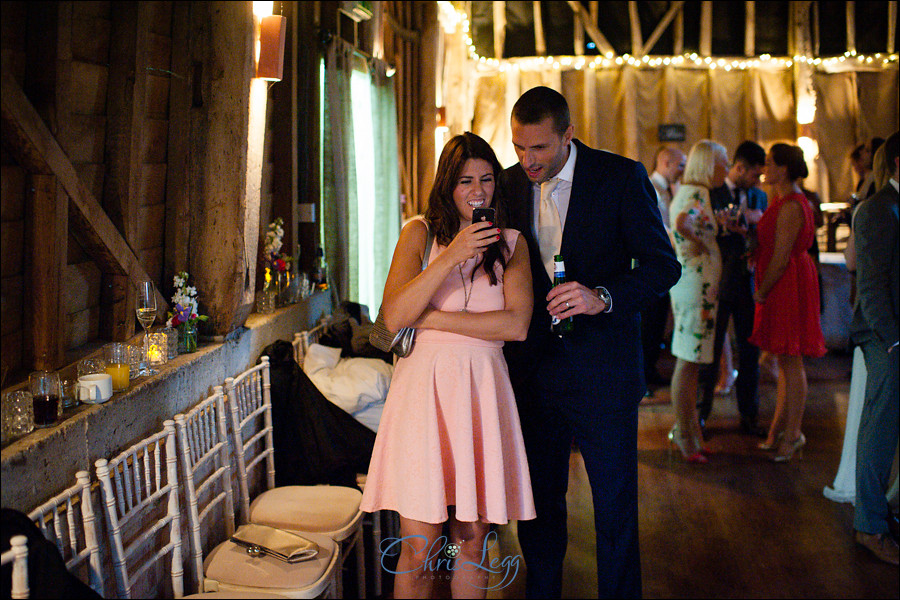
[264,217,291,273]
[166,271,208,353]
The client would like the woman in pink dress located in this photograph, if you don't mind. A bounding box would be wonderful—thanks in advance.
[750,143,826,462]
[360,132,535,598]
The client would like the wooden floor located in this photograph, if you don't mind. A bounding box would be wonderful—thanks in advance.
[399,350,899,599]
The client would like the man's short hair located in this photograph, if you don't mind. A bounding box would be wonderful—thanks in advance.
[511,86,571,136]
[733,141,765,167]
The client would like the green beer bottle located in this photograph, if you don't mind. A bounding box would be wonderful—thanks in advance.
[551,254,574,336]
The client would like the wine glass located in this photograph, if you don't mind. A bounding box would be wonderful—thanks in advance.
[136,281,158,376]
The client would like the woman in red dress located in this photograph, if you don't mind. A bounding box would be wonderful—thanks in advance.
[749,143,826,462]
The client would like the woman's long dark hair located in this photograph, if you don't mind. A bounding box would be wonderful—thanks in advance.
[424,132,509,285]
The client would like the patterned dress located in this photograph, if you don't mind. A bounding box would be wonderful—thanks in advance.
[668,184,722,364]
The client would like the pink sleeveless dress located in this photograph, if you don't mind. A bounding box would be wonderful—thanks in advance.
[360,229,536,524]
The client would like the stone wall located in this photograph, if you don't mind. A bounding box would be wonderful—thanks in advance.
[1,291,330,511]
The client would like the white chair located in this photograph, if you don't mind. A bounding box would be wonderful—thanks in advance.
[1,535,28,599]
[226,357,367,599]
[95,421,184,599]
[27,470,103,596]
[174,387,338,598]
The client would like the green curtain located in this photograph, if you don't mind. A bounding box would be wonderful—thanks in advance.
[323,39,401,318]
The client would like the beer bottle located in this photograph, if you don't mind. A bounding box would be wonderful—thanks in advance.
[551,254,574,336]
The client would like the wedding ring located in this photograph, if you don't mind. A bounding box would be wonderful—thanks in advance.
[565,301,571,308]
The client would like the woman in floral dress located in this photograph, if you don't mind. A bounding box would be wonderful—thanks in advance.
[668,140,729,462]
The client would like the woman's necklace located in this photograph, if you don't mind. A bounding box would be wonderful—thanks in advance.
[458,264,473,312]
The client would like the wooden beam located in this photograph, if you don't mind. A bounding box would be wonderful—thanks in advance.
[888,1,896,53]
[103,1,151,339]
[744,1,756,57]
[533,1,546,56]
[0,70,168,312]
[567,1,615,55]
[641,1,685,57]
[26,174,64,370]
[812,1,820,57]
[573,1,584,56]
[846,1,855,55]
[629,1,642,56]
[700,1,712,56]
[493,1,506,60]
[674,3,684,55]
[165,1,191,290]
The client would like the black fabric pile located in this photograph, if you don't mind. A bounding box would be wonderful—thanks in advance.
[261,340,376,489]
[318,301,393,363]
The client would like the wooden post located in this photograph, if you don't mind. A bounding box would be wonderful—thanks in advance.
[188,1,257,335]
[888,1,896,53]
[744,1,755,57]
[26,174,63,370]
[846,1,856,55]
[674,3,684,55]
[641,1,685,57]
[103,1,151,340]
[700,1,712,57]
[533,1,546,56]
[493,1,506,60]
[628,1,642,56]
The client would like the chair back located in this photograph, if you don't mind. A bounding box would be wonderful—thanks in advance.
[292,320,328,366]
[224,356,275,524]
[95,420,184,599]
[1,535,28,599]
[173,386,235,593]
[27,470,103,596]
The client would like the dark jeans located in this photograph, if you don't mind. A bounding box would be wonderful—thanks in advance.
[698,270,760,421]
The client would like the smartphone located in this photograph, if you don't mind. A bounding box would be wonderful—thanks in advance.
[472,207,495,224]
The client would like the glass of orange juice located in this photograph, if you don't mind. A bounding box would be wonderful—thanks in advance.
[104,343,131,392]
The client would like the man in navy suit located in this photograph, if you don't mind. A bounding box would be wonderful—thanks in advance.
[697,141,767,436]
[500,87,680,598]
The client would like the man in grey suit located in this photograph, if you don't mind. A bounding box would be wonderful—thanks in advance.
[851,130,899,565]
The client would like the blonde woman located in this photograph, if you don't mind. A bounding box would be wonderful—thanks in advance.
[668,140,730,462]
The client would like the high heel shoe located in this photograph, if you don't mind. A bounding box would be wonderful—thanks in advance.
[772,433,806,463]
[758,431,784,451]
[668,426,708,464]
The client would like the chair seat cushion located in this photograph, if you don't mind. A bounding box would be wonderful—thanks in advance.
[249,485,362,534]
[184,592,287,599]
[203,531,337,592]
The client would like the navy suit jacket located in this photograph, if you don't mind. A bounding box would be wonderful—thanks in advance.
[500,139,681,411]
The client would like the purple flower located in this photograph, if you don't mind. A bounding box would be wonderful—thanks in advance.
[176,303,192,322]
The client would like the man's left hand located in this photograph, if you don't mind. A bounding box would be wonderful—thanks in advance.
[547,282,607,318]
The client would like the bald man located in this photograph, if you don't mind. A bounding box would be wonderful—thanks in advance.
[643,146,685,388]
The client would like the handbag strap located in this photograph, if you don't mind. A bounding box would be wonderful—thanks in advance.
[421,221,434,270]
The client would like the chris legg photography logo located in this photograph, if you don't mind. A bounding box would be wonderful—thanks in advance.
[380,530,521,590]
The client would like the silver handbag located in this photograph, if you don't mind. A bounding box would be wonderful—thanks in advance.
[369,225,434,358]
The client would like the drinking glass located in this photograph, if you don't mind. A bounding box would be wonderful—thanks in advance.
[104,343,131,391]
[136,281,158,375]
[29,371,60,428]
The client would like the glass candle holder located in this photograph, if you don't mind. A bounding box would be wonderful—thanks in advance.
[145,331,168,366]
[164,327,179,360]
[2,390,35,443]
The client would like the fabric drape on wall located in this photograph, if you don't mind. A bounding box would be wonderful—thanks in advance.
[460,61,897,203]
[324,40,356,303]
[813,71,859,204]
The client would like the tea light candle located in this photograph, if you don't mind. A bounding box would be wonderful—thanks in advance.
[145,332,168,366]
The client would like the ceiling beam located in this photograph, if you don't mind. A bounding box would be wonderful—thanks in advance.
[566,1,615,55]
[533,1,546,56]
[1,70,168,312]
[745,1,756,57]
[700,1,712,56]
[629,1,642,56]
[641,1,685,57]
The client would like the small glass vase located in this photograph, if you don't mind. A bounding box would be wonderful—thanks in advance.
[178,321,198,354]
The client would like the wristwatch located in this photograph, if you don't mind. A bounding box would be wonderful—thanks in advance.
[594,286,612,313]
